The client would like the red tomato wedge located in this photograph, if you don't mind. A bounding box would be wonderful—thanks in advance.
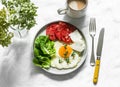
[46,21,75,44]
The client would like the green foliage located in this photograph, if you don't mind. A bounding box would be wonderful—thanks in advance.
[2,0,38,30]
[0,8,14,47]
[0,0,38,47]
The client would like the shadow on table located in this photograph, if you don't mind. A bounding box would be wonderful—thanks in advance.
[31,60,87,81]
[0,37,32,87]
[63,15,89,30]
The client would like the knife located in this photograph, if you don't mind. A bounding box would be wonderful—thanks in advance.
[93,28,105,84]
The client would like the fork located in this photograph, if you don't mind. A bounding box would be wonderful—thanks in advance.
[89,18,96,66]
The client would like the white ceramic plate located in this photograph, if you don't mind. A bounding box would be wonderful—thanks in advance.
[33,21,87,75]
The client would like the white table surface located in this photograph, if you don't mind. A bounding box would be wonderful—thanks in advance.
[1,0,120,87]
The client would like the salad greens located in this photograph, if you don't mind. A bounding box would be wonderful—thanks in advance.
[0,8,14,47]
[33,35,56,69]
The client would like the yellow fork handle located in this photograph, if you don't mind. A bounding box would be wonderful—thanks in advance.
[93,59,100,84]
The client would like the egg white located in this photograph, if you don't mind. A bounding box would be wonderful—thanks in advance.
[51,30,85,69]
[51,41,81,69]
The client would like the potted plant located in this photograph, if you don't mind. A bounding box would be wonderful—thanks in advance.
[0,0,38,47]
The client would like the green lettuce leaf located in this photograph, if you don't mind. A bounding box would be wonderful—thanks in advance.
[33,35,56,69]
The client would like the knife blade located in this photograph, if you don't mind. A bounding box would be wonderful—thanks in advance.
[97,28,105,58]
[93,28,105,84]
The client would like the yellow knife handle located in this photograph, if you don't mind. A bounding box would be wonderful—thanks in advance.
[93,59,100,84]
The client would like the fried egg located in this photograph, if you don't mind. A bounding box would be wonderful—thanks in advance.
[51,30,85,69]
[51,42,81,69]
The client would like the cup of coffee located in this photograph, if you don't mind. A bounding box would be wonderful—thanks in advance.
[58,0,87,18]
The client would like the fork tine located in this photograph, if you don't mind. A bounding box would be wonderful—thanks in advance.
[90,18,96,32]
[94,19,96,32]
[91,18,94,32]
[89,19,91,31]
[90,18,94,32]
[93,18,96,32]
[89,18,94,32]
[94,19,96,31]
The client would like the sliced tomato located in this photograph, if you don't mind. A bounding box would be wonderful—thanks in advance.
[46,21,75,44]
[61,29,69,37]
[61,35,72,44]
[49,35,56,40]
[55,31,62,41]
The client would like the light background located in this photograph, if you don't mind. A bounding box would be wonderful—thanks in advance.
[0,0,120,87]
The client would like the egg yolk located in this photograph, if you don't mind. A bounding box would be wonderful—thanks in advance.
[59,45,73,58]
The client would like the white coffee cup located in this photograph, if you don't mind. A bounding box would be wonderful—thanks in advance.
[58,0,88,18]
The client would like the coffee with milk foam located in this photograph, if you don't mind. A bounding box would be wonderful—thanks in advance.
[69,0,86,10]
